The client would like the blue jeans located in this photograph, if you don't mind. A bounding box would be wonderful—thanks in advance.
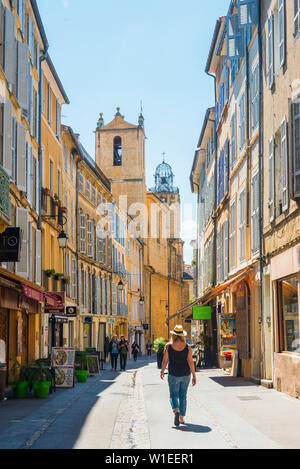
[168,375,191,417]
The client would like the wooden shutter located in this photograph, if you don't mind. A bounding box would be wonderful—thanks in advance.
[218,149,224,205]
[41,72,45,114]
[106,279,111,315]
[3,7,15,86]
[240,190,246,261]
[268,13,275,89]
[27,221,32,281]
[35,229,41,285]
[56,102,61,139]
[252,172,259,253]
[35,157,40,215]
[2,99,13,176]
[238,0,258,27]
[16,207,28,277]
[17,122,26,192]
[27,144,33,206]
[17,42,29,111]
[227,14,245,60]
[278,0,286,67]
[217,230,221,284]
[240,93,245,150]
[230,113,236,168]
[293,102,300,198]
[224,139,229,196]
[269,137,275,222]
[112,282,117,316]
[101,278,105,314]
[281,117,289,211]
[224,220,229,279]
[28,16,34,64]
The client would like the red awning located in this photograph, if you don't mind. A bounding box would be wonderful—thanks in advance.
[22,284,44,303]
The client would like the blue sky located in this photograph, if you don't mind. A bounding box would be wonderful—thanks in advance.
[37,0,228,263]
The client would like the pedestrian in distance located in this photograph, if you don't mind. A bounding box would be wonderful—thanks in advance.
[146,342,152,357]
[131,341,140,361]
[119,335,129,371]
[109,335,119,372]
[160,325,197,427]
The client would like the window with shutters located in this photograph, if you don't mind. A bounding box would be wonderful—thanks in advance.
[71,257,77,300]
[251,172,260,254]
[224,220,229,280]
[238,0,258,27]
[80,214,86,253]
[281,117,289,211]
[230,201,236,271]
[293,101,300,198]
[239,93,246,151]
[240,189,246,262]
[70,200,74,242]
[3,8,15,88]
[218,149,224,205]
[47,83,52,126]
[227,14,245,60]
[64,143,68,172]
[86,180,90,200]
[224,139,229,197]
[268,13,275,88]
[65,252,71,298]
[79,173,84,193]
[294,0,300,37]
[278,0,286,66]
[269,137,275,222]
[251,64,259,133]
[70,152,74,181]
[217,230,221,284]
[92,185,96,205]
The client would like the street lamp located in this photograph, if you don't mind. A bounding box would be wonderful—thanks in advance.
[118,280,124,291]
[139,296,145,305]
[58,231,68,249]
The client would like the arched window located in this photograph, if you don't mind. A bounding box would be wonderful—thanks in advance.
[113,136,122,166]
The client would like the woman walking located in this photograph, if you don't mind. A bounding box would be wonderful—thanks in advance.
[109,335,119,372]
[160,325,196,427]
[131,341,140,362]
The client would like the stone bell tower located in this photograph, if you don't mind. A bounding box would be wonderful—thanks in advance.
[95,108,146,211]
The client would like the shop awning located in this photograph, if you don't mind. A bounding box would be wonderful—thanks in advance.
[166,267,251,324]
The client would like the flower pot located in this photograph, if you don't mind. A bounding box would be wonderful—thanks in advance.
[33,381,51,399]
[11,381,29,399]
[75,370,89,383]
[156,353,164,369]
[43,188,51,197]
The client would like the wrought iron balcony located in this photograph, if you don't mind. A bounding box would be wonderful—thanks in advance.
[0,165,11,229]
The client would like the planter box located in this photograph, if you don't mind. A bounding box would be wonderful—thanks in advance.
[75,370,89,383]
[11,381,29,399]
[33,381,51,399]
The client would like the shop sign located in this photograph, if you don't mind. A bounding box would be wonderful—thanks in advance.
[83,317,93,324]
[44,292,65,315]
[66,306,77,318]
[51,347,75,388]
[22,285,44,303]
[107,318,116,325]
[193,306,212,320]
[0,228,21,262]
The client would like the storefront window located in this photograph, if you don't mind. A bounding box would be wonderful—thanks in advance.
[280,276,299,353]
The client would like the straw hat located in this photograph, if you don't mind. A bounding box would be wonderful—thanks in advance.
[170,325,187,337]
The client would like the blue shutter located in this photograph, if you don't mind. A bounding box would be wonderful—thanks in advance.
[227,14,245,60]
[225,68,229,102]
[219,83,224,116]
[238,0,258,27]
[218,149,224,205]
[224,139,229,197]
[3,7,15,87]
[216,101,219,125]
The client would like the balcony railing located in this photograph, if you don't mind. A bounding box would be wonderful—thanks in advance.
[0,165,11,224]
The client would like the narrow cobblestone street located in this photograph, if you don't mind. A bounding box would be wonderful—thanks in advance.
[1,357,300,450]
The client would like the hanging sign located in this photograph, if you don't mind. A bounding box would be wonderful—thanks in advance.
[45,292,65,314]
[0,228,21,262]
[51,347,75,388]
[193,306,212,320]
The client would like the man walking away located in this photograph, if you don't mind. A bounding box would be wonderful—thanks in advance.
[119,336,129,371]
[109,335,119,372]
[131,341,140,362]
[146,342,152,357]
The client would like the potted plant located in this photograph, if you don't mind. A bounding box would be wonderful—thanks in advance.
[53,194,59,206]
[45,269,55,278]
[30,361,52,398]
[153,337,167,369]
[62,276,70,285]
[54,272,64,281]
[75,351,89,383]
[60,206,68,214]
[10,361,30,399]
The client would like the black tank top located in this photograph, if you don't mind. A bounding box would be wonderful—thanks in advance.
[168,344,191,377]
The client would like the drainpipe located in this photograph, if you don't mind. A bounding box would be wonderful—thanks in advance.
[205,70,218,367]
[38,46,49,230]
[257,0,266,380]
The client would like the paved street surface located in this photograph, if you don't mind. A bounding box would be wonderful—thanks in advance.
[1,357,300,449]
